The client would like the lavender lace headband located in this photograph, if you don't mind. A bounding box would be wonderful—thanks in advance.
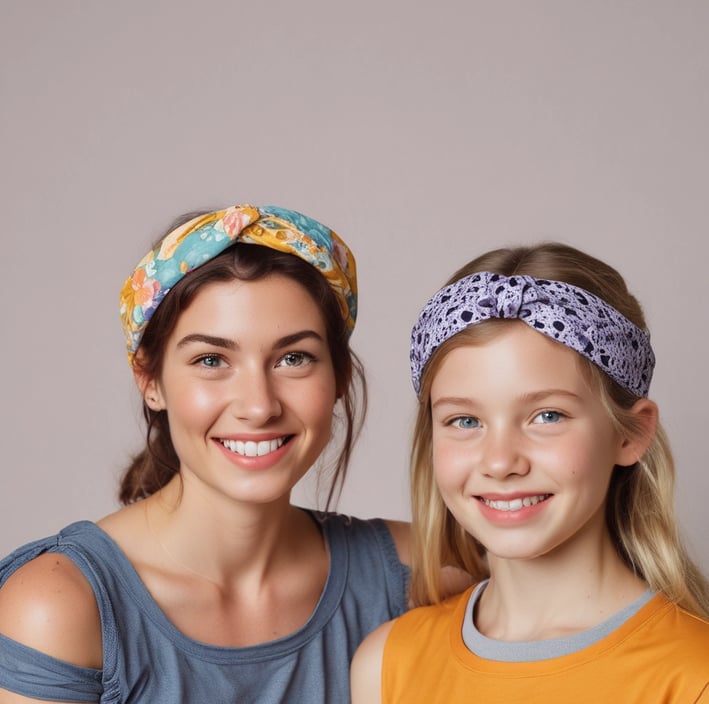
[120,204,357,365]
[410,272,655,397]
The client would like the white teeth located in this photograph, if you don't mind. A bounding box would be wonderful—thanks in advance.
[221,437,285,457]
[481,495,548,512]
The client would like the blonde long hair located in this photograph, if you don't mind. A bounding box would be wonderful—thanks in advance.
[409,242,709,618]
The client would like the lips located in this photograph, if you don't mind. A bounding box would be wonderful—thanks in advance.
[478,494,551,512]
[219,436,291,457]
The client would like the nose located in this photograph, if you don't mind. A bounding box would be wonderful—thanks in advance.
[480,425,530,479]
[230,368,282,425]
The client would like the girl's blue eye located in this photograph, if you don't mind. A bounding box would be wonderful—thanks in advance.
[534,410,564,424]
[451,416,481,429]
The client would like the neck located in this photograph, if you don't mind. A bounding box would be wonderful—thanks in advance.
[477,530,648,641]
[143,475,320,589]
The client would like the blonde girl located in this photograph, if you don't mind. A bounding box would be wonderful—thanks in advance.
[352,242,709,703]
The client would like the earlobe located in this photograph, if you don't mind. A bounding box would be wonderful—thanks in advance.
[144,386,166,411]
[133,368,165,411]
[616,398,658,467]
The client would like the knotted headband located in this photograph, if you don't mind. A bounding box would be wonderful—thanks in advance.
[120,204,357,364]
[410,272,655,397]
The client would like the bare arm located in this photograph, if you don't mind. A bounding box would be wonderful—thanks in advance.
[0,687,72,704]
[350,619,394,704]
[0,553,102,704]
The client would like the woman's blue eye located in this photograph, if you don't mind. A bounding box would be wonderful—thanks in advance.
[534,410,564,424]
[198,354,223,368]
[278,352,313,368]
[451,416,480,429]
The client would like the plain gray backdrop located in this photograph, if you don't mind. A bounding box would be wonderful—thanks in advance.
[1,1,707,573]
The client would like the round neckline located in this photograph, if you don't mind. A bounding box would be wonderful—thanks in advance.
[460,580,656,664]
[63,511,348,662]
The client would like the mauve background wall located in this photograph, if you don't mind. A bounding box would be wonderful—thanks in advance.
[1,2,707,572]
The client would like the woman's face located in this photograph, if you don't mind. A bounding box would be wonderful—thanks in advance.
[429,322,640,564]
[141,274,338,507]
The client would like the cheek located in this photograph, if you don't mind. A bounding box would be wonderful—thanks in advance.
[167,381,224,419]
[290,369,338,422]
[306,381,338,428]
[432,436,471,490]
[536,436,612,489]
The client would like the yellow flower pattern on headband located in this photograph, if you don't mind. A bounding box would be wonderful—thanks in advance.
[119,204,357,365]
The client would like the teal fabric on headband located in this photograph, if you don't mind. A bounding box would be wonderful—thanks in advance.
[119,204,357,364]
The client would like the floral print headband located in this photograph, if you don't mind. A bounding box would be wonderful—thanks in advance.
[410,272,655,397]
[120,204,357,365]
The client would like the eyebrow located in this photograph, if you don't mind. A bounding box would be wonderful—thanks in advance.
[431,396,472,411]
[518,389,582,404]
[431,389,581,410]
[177,334,235,350]
[175,330,325,351]
[274,330,325,349]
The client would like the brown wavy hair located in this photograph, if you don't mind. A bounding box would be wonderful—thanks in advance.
[119,213,366,509]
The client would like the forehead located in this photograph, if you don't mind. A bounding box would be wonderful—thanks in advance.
[173,274,328,337]
[431,322,590,396]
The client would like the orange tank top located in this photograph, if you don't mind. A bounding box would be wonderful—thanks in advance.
[382,585,709,703]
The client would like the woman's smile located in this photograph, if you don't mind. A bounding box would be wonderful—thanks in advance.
[145,273,338,504]
[218,436,290,458]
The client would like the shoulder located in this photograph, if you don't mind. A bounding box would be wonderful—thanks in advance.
[383,588,472,655]
[350,619,396,704]
[383,519,411,565]
[351,597,466,704]
[380,522,474,600]
[660,600,709,651]
[330,516,472,596]
[312,510,411,563]
[651,596,709,636]
[313,511,411,613]
[0,552,102,668]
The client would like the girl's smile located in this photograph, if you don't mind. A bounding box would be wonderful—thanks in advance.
[475,492,552,525]
[430,321,638,562]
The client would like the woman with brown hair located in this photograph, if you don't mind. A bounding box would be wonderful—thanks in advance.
[0,204,411,703]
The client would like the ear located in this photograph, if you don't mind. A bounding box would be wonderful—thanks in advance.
[615,398,658,467]
[132,365,166,412]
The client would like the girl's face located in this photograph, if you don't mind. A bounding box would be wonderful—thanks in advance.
[140,274,338,507]
[430,322,640,564]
